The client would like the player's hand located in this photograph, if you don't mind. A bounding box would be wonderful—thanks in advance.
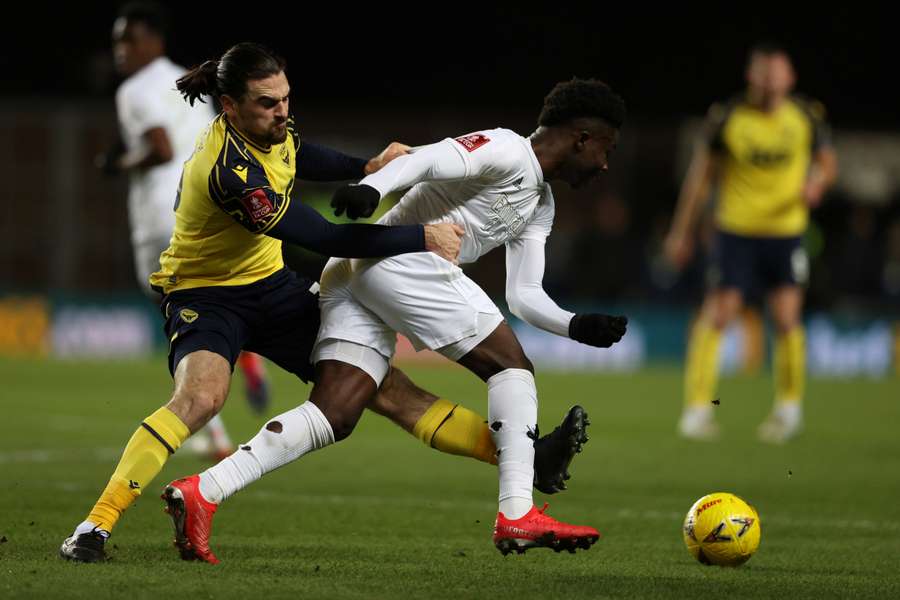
[424,223,465,264]
[364,142,411,175]
[663,230,694,271]
[569,314,628,348]
[331,184,381,220]
[94,140,127,177]
[803,177,826,208]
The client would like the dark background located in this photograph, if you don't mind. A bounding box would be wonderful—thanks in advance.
[1,4,897,312]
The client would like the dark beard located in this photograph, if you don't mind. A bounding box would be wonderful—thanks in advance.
[266,127,288,146]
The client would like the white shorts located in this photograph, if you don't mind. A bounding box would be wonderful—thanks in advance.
[133,236,169,298]
[312,252,504,382]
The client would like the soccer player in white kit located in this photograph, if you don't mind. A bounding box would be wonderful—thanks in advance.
[170,78,628,556]
[106,2,267,457]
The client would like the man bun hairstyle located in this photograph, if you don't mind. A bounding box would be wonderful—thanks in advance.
[176,42,286,106]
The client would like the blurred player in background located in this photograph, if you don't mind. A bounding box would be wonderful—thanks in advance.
[664,43,838,442]
[101,2,271,459]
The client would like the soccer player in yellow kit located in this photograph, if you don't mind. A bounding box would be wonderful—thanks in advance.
[664,43,838,443]
[59,42,590,563]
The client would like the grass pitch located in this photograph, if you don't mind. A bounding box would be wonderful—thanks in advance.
[1,357,898,598]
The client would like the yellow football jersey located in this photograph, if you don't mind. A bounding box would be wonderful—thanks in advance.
[151,114,299,294]
[706,95,830,237]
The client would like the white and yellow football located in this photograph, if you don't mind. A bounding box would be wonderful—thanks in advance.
[682,492,761,566]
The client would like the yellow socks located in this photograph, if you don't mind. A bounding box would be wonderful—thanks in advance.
[774,327,805,405]
[684,319,723,408]
[86,407,190,532]
[412,399,496,465]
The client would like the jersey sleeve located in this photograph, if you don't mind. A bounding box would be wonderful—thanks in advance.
[801,98,833,151]
[207,136,290,234]
[517,185,555,243]
[360,131,512,199]
[702,102,731,155]
[116,81,169,142]
[360,138,470,198]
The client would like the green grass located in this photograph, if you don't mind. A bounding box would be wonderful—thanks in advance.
[1,357,899,599]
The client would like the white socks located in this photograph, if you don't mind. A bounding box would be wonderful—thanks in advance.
[198,402,334,504]
[183,414,233,456]
[204,414,233,452]
[487,368,537,520]
[73,520,108,538]
[774,401,802,427]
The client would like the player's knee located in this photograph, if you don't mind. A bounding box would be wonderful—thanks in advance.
[184,387,225,424]
[324,409,362,442]
[773,319,800,335]
[486,350,534,379]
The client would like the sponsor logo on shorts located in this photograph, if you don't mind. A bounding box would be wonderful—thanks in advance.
[179,309,199,323]
[241,189,274,223]
[454,133,491,152]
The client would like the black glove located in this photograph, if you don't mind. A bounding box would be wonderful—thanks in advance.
[568,314,628,348]
[330,184,380,220]
[95,139,127,177]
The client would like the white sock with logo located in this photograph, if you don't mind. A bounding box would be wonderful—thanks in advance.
[198,402,334,504]
[487,368,537,520]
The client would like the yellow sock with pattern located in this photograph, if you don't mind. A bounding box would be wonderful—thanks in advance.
[412,399,497,465]
[85,407,190,532]
[774,327,805,407]
[684,320,723,408]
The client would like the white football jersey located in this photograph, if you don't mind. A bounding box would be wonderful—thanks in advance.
[115,56,215,245]
[374,128,555,265]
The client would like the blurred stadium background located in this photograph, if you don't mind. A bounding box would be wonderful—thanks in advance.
[1,5,898,598]
[1,7,897,374]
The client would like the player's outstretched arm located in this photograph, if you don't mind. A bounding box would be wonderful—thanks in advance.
[210,143,463,262]
[267,200,462,262]
[331,139,471,220]
[505,236,628,348]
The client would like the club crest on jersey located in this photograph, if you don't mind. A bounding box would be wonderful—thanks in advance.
[454,133,491,152]
[241,189,274,223]
[179,309,199,323]
[280,144,290,165]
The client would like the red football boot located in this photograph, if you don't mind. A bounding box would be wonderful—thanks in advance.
[162,475,220,564]
[492,503,600,555]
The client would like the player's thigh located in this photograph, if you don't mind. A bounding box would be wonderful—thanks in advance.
[457,320,533,382]
[133,237,169,299]
[710,231,758,298]
[244,270,322,383]
[162,289,249,377]
[351,253,502,354]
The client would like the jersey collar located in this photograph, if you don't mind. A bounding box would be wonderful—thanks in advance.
[223,115,273,154]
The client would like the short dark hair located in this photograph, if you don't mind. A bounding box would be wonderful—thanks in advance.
[117,1,168,40]
[538,78,626,129]
[177,42,286,106]
[747,41,790,62]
